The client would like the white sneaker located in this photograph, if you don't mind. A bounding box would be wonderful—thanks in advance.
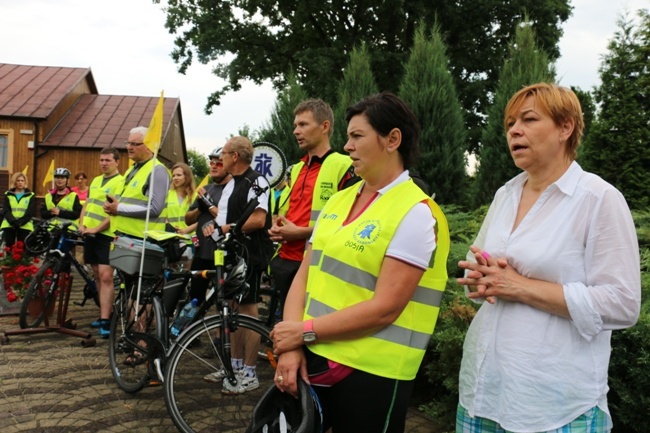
[203,368,242,383]
[221,375,259,394]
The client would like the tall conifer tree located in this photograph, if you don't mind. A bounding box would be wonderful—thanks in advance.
[333,43,378,151]
[399,22,467,204]
[473,22,554,206]
[580,11,650,210]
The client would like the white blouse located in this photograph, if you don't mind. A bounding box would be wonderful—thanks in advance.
[459,162,641,431]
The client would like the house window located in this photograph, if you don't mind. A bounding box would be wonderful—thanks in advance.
[0,134,7,169]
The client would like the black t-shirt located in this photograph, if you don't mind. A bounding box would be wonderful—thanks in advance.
[190,182,226,260]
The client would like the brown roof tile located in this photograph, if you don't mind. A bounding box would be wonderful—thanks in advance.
[41,94,180,149]
[0,63,96,118]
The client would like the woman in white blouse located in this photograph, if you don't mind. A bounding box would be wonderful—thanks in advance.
[456,83,641,433]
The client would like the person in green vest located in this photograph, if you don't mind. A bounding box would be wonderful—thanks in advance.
[103,126,170,238]
[1,172,36,247]
[268,98,355,319]
[270,92,450,433]
[78,147,124,338]
[165,162,197,263]
[40,167,81,227]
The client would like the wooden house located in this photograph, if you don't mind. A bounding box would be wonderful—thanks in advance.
[0,63,187,202]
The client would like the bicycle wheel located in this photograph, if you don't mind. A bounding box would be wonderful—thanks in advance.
[19,257,61,329]
[164,315,276,433]
[108,278,165,393]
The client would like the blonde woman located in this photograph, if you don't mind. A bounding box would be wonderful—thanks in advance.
[2,172,36,246]
[166,162,197,246]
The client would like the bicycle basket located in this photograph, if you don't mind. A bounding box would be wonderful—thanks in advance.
[24,223,57,255]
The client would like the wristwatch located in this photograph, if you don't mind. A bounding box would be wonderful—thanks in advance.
[303,319,317,344]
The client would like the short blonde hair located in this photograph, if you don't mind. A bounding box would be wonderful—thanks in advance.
[227,136,254,165]
[504,83,584,160]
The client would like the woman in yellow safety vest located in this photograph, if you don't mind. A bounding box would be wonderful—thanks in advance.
[1,172,36,247]
[270,92,450,433]
[40,167,82,227]
[166,163,197,258]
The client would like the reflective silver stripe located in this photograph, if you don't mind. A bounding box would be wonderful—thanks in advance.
[120,197,147,205]
[412,284,444,307]
[310,249,323,266]
[86,198,103,206]
[168,216,184,223]
[14,205,28,212]
[84,211,106,222]
[374,323,431,350]
[307,298,431,350]
[318,254,443,308]
[321,255,377,293]
[310,209,320,223]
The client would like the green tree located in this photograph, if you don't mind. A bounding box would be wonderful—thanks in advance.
[332,43,378,151]
[580,11,650,210]
[257,71,307,165]
[186,148,209,182]
[473,22,555,207]
[399,22,467,205]
[570,87,596,146]
[155,0,570,151]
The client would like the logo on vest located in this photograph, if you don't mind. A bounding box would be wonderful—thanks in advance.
[353,219,381,245]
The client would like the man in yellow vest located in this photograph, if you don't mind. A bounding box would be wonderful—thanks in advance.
[268,98,355,318]
[103,126,170,237]
[40,167,82,227]
[79,147,124,338]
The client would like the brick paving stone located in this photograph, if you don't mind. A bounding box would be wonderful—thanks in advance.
[1,275,441,433]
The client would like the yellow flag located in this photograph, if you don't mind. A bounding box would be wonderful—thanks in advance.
[197,174,210,190]
[143,91,164,153]
[42,159,55,187]
[22,165,28,175]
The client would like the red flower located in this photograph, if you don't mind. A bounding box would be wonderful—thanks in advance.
[6,291,17,303]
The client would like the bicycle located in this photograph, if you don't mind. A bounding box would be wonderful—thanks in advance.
[107,230,188,394]
[20,220,100,329]
[162,187,278,433]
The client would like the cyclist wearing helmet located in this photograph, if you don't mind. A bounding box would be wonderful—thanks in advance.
[271,93,449,433]
[202,136,273,394]
[184,146,232,303]
[40,167,82,227]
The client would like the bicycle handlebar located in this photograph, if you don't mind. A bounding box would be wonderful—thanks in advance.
[165,269,217,280]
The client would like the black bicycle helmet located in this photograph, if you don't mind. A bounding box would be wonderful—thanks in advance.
[54,167,71,178]
[24,222,57,255]
[224,256,248,295]
[246,377,323,433]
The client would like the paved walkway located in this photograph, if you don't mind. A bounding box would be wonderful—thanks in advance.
[0,276,440,433]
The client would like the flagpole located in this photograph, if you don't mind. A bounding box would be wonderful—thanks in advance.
[134,92,164,317]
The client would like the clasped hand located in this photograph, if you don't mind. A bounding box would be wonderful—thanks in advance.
[457,246,523,303]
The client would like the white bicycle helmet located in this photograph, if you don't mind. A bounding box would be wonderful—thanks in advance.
[208,146,224,159]
[54,167,71,178]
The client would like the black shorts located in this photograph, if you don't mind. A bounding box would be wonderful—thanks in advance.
[84,233,113,265]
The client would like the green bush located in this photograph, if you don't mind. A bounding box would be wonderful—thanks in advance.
[608,313,650,432]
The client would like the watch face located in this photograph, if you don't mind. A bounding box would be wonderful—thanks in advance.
[303,331,317,343]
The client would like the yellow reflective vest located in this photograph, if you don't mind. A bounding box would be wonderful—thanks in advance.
[165,189,194,242]
[304,179,450,380]
[112,159,168,238]
[44,191,79,228]
[1,191,35,231]
[82,174,125,237]
[277,152,351,226]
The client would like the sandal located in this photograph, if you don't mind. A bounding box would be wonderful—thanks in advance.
[123,351,147,366]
